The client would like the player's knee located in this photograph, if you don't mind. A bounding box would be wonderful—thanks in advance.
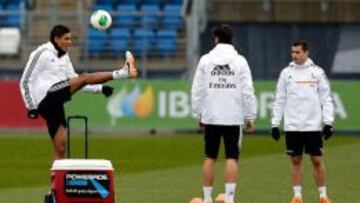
[78,73,90,85]
[56,142,67,156]
[311,158,323,167]
[291,156,302,165]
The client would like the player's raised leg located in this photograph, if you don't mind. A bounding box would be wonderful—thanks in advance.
[69,50,138,94]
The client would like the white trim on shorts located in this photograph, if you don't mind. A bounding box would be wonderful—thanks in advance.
[238,125,243,150]
[48,80,70,93]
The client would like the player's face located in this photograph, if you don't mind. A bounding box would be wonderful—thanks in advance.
[55,33,72,52]
[291,45,308,65]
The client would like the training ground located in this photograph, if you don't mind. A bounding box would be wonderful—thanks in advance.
[0,133,359,203]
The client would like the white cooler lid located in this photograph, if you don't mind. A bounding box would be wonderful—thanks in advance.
[51,159,114,170]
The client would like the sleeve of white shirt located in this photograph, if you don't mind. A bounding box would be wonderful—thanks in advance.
[19,50,47,109]
[271,69,287,127]
[66,57,103,93]
[239,58,257,121]
[318,69,334,125]
[191,57,207,119]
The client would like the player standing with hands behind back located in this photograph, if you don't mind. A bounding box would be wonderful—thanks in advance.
[191,24,256,203]
[271,40,334,203]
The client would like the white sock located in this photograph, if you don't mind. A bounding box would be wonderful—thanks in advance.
[318,186,327,198]
[203,186,213,202]
[293,185,302,198]
[225,183,236,203]
[112,69,128,79]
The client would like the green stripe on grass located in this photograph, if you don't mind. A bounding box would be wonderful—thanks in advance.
[0,134,359,202]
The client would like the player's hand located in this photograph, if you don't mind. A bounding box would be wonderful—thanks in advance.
[322,124,334,140]
[27,109,38,119]
[245,120,255,133]
[102,85,114,97]
[198,121,204,129]
[271,127,280,141]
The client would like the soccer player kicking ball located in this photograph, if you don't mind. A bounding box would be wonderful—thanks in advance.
[271,40,334,203]
[19,24,138,160]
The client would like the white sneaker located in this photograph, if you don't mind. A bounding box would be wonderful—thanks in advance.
[225,197,235,203]
[123,50,138,78]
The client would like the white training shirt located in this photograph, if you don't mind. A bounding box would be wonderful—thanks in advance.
[19,42,102,110]
[271,58,334,131]
[191,43,257,125]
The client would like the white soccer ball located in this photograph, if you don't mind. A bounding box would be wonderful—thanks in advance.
[90,10,112,31]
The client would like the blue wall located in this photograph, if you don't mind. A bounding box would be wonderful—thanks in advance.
[201,23,360,79]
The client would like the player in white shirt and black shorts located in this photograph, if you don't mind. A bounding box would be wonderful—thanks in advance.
[20,25,139,160]
[271,40,334,203]
[191,24,257,203]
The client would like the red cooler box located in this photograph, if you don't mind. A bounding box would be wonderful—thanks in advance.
[49,159,115,203]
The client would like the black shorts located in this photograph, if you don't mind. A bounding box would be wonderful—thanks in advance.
[38,80,71,139]
[204,124,241,159]
[285,131,323,156]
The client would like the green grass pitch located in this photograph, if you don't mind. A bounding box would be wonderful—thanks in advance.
[0,133,359,203]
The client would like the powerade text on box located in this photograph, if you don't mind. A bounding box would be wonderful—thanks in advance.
[65,172,110,198]
[49,159,115,203]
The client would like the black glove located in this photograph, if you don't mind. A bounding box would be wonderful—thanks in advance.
[271,127,280,141]
[27,109,38,119]
[102,85,114,97]
[322,124,334,140]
